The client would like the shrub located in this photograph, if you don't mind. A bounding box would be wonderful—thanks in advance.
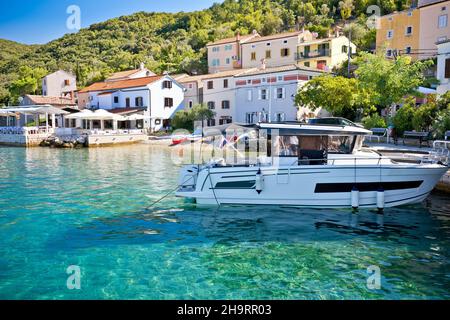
[392,99,415,136]
[361,113,386,129]
[432,108,450,139]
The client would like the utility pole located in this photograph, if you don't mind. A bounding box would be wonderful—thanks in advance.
[347,25,352,78]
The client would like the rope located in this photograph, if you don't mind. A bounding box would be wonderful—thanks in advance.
[145,175,194,210]
[208,167,220,207]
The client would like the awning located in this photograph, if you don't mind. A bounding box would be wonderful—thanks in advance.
[65,109,125,120]
[0,105,70,115]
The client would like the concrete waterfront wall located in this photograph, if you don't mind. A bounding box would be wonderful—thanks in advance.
[87,134,148,147]
[436,169,450,193]
[0,133,48,147]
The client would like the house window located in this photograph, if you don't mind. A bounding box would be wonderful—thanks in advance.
[405,46,412,54]
[207,101,215,109]
[219,117,232,125]
[387,30,393,39]
[266,50,271,59]
[223,79,228,88]
[386,49,392,57]
[407,11,412,17]
[405,26,413,35]
[226,58,231,64]
[246,112,258,124]
[438,14,448,28]
[281,48,290,57]
[277,76,283,81]
[275,113,285,122]
[126,98,130,107]
[162,80,172,89]
[212,59,220,66]
[247,90,252,101]
[266,42,271,46]
[64,79,70,86]
[221,100,230,109]
[207,118,216,127]
[212,47,220,52]
[114,96,119,104]
[283,40,288,44]
[188,83,193,89]
[276,88,284,99]
[260,89,268,100]
[135,97,144,107]
[164,98,173,108]
[304,62,310,67]
[225,45,233,51]
[188,100,193,108]
[247,79,252,84]
[207,81,214,90]
[445,58,450,78]
[251,52,256,61]
[342,45,348,53]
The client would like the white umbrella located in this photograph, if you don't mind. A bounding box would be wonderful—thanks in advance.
[124,113,146,121]
[65,109,95,119]
[92,109,125,121]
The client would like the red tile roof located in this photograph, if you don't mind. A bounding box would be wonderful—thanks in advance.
[106,69,140,81]
[207,33,259,46]
[25,95,77,106]
[79,76,163,93]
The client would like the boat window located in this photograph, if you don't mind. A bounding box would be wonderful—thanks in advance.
[328,136,354,154]
[274,136,299,157]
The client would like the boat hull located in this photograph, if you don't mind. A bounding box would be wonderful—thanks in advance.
[176,164,448,208]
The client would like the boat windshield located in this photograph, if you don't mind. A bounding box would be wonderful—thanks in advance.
[273,134,358,158]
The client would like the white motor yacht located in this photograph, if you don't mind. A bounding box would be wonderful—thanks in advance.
[175,121,449,209]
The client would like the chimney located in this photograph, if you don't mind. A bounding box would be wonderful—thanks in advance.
[252,29,258,35]
[140,62,145,71]
[236,32,241,42]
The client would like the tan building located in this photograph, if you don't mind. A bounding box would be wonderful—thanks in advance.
[175,74,207,109]
[296,36,356,71]
[376,0,449,60]
[200,68,256,126]
[376,7,421,59]
[105,63,155,82]
[42,70,77,98]
[240,31,314,69]
[419,0,450,59]
[206,31,260,74]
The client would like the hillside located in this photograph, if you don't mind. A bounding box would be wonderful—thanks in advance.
[0,0,411,104]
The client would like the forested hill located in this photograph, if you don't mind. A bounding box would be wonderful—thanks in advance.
[0,0,411,105]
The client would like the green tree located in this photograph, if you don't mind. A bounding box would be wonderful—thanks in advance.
[355,52,433,111]
[361,113,387,129]
[172,103,215,131]
[9,66,47,98]
[295,75,373,120]
[392,98,416,136]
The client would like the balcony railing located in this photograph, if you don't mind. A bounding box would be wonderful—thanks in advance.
[296,49,331,60]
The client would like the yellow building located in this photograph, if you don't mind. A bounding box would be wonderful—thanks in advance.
[296,36,356,71]
[376,7,421,59]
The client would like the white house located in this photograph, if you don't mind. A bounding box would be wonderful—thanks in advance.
[42,70,77,98]
[78,75,185,131]
[436,39,450,95]
[234,64,329,124]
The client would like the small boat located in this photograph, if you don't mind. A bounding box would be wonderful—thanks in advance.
[175,121,449,209]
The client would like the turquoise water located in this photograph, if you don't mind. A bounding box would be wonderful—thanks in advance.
[0,145,449,300]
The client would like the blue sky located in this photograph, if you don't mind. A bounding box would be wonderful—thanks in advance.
[0,0,220,44]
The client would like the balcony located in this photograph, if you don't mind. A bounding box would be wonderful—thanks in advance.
[296,49,331,60]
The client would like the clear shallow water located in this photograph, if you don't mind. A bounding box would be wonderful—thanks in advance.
[0,145,449,300]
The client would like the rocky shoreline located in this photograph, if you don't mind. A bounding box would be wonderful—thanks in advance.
[40,136,88,148]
